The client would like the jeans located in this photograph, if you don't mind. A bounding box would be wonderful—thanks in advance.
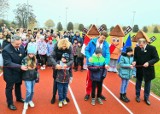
[91,81,102,98]
[25,81,35,103]
[120,78,129,94]
[136,79,151,99]
[57,82,68,102]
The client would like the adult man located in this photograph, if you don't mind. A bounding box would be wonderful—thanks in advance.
[2,35,27,110]
[132,31,159,105]
[84,31,110,100]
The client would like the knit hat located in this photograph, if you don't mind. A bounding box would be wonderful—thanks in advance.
[62,53,70,62]
[28,47,36,55]
[95,48,102,54]
[126,47,133,53]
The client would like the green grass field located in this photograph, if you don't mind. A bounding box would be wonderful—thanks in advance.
[124,33,160,96]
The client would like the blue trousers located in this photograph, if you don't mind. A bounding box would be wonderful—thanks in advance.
[120,78,129,94]
[136,79,151,99]
[25,81,35,103]
[57,82,68,102]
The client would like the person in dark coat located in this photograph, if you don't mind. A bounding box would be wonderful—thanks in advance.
[50,39,73,104]
[2,35,28,110]
[132,31,159,105]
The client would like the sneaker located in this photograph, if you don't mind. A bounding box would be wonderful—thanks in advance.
[63,99,67,105]
[40,66,44,70]
[97,98,103,105]
[91,98,96,106]
[84,95,90,101]
[29,101,35,107]
[100,95,106,101]
[58,101,63,108]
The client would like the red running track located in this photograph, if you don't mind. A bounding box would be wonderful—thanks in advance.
[0,68,160,114]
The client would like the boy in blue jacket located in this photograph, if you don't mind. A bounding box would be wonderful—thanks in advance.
[88,48,107,105]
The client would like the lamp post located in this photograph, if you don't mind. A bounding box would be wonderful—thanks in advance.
[132,11,136,29]
[66,7,68,30]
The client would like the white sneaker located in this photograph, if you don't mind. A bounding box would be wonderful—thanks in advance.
[23,103,28,109]
[40,66,44,70]
[22,109,27,114]
[29,101,35,107]
[63,99,67,105]
[58,101,63,108]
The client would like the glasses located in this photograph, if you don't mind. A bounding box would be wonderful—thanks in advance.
[138,39,146,44]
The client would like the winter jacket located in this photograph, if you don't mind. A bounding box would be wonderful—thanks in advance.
[76,46,84,58]
[118,54,134,79]
[21,57,38,81]
[88,55,107,81]
[85,38,110,65]
[55,61,71,83]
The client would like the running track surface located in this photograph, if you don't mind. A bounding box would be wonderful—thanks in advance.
[0,68,160,114]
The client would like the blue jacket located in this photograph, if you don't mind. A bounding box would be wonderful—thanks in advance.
[88,55,107,81]
[85,38,110,65]
[118,55,134,79]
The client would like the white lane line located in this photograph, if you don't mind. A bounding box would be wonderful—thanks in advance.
[68,86,82,114]
[129,80,160,101]
[103,84,133,114]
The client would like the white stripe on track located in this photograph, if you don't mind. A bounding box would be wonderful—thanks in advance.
[0,72,3,77]
[103,84,133,114]
[129,80,160,101]
[69,86,82,114]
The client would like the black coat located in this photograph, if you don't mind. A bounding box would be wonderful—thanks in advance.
[134,44,159,81]
[2,44,26,83]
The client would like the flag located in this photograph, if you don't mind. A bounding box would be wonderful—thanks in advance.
[81,35,91,55]
[122,34,132,52]
[118,34,132,62]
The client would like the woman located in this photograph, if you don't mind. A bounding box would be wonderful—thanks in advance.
[50,39,73,104]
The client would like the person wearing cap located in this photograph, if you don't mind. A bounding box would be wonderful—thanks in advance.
[37,35,47,70]
[118,47,134,103]
[2,35,27,110]
[85,31,110,101]
[132,31,159,105]
[21,47,38,114]
[88,48,107,105]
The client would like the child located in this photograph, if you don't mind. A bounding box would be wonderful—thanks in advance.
[37,35,47,70]
[118,47,134,103]
[46,37,54,66]
[75,41,84,71]
[56,53,72,108]
[21,47,38,114]
[88,48,107,105]
[72,39,78,71]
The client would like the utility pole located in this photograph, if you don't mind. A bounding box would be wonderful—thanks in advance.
[132,11,136,29]
[66,7,68,30]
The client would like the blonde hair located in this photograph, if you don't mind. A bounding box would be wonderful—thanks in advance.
[27,55,37,69]
[57,39,71,50]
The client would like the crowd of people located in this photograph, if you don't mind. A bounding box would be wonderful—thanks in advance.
[0,25,159,114]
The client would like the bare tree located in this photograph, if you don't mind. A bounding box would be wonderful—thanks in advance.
[0,0,9,18]
[14,3,36,28]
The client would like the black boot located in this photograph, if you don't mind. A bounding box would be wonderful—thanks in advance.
[124,93,130,102]
[66,97,70,102]
[120,93,129,103]
[51,95,56,104]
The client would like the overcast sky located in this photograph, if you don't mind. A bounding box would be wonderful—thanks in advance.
[6,0,160,28]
